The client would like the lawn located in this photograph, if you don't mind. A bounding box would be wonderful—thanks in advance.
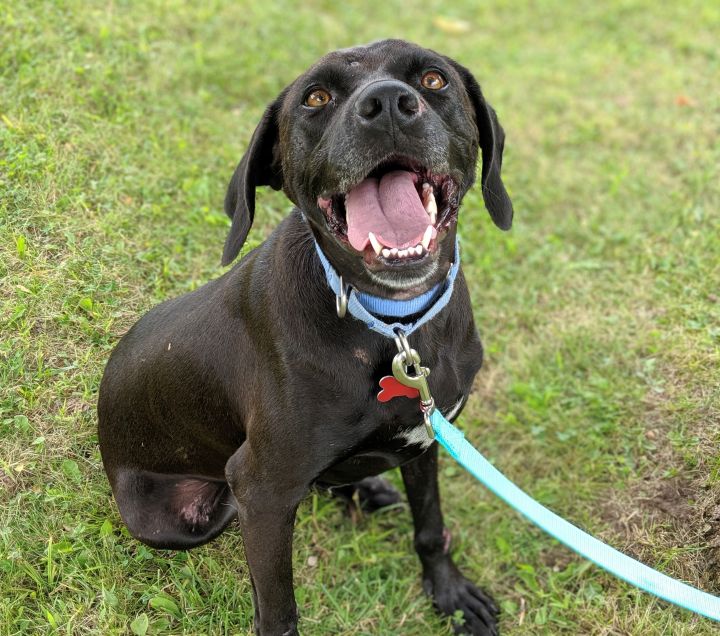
[1,1,719,634]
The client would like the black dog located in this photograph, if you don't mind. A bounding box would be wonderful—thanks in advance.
[98,39,513,635]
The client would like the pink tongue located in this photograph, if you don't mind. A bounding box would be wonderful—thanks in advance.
[345,170,433,251]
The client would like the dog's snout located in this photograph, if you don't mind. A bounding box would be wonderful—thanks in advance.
[354,80,421,129]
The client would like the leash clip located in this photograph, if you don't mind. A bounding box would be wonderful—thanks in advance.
[392,331,436,439]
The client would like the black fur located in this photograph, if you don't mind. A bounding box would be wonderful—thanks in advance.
[98,39,512,636]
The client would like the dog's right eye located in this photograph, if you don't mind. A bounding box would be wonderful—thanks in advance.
[304,88,332,108]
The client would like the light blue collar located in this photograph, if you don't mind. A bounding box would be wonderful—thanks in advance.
[314,237,461,339]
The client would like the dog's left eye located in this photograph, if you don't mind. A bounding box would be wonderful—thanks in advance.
[304,89,332,108]
[420,70,447,90]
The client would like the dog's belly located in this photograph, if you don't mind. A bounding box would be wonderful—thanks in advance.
[317,437,430,486]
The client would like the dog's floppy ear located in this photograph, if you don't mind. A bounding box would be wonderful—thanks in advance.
[449,61,513,230]
[222,93,286,265]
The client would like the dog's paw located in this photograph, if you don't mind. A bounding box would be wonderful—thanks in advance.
[424,563,499,636]
[331,476,402,515]
[355,476,402,512]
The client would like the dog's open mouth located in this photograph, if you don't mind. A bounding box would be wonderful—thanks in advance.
[317,158,459,265]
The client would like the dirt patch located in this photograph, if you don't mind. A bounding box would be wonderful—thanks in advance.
[605,475,720,591]
[539,545,576,572]
[701,503,720,586]
[0,468,18,501]
[640,475,695,521]
[600,379,720,592]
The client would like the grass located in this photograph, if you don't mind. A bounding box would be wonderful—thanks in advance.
[1,0,719,634]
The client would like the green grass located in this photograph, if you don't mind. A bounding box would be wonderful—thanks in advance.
[1,0,719,634]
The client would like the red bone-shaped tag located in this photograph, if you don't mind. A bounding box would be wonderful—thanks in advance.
[377,375,420,402]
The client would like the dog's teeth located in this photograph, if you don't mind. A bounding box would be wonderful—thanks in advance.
[382,248,391,258]
[415,244,424,255]
[368,232,383,255]
[390,248,398,257]
[424,190,437,225]
[398,248,408,258]
[421,225,433,249]
[421,184,432,208]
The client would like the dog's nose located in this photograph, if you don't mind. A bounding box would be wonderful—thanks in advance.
[354,80,421,129]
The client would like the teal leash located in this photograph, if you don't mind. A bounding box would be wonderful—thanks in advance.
[387,331,720,623]
[316,240,720,622]
[429,409,720,622]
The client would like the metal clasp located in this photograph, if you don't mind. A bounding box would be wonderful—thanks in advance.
[392,330,436,439]
[336,275,348,318]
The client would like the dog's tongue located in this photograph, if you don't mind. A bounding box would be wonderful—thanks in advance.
[345,170,431,251]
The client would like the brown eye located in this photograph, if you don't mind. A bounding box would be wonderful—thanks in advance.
[420,70,447,90]
[304,88,331,107]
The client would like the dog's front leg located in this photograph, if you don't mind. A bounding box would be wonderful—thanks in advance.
[226,443,308,636]
[401,443,499,636]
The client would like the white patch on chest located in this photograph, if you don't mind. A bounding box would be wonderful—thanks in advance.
[394,396,465,449]
[397,424,434,449]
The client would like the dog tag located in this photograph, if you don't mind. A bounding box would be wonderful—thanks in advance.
[377,375,420,402]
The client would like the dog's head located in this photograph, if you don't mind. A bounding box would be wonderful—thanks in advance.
[222,39,513,297]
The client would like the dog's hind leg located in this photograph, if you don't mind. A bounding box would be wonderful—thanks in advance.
[111,469,238,550]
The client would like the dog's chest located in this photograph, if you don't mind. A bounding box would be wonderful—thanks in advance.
[387,395,465,450]
[315,389,466,487]
[312,336,478,486]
